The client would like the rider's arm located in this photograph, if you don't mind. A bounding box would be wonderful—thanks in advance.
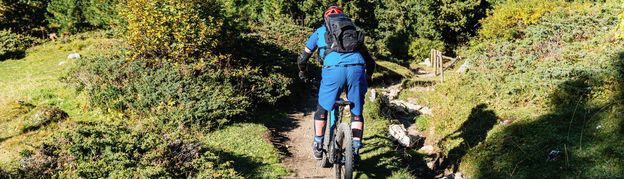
[298,30,320,72]
[358,44,376,77]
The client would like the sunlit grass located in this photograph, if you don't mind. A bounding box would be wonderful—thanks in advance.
[0,32,116,172]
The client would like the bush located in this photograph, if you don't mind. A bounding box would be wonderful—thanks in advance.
[21,106,68,132]
[46,0,84,33]
[123,0,223,63]
[45,0,122,33]
[0,0,49,37]
[19,122,240,178]
[619,12,624,39]
[68,54,291,128]
[408,38,445,63]
[424,2,624,177]
[0,30,38,60]
[479,0,566,40]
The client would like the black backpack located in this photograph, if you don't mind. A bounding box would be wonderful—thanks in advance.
[324,14,365,56]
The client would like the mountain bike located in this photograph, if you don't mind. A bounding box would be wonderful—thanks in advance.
[319,99,354,179]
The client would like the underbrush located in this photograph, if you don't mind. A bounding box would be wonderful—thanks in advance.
[417,1,624,177]
[67,51,291,129]
[18,121,239,178]
[0,30,41,60]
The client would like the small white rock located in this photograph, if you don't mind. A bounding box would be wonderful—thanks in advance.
[58,61,66,66]
[419,145,434,154]
[420,58,432,67]
[456,60,470,73]
[369,89,377,102]
[68,53,81,59]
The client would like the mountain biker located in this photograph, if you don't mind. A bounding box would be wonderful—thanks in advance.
[297,6,375,165]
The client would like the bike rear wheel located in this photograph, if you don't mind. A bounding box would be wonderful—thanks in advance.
[319,117,333,168]
[334,123,353,179]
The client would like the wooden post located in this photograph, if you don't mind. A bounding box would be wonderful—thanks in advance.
[439,50,444,83]
[431,49,436,73]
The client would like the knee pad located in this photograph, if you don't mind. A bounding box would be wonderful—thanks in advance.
[351,115,364,123]
[314,105,328,121]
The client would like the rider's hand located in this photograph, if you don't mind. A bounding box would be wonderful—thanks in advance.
[298,71,308,81]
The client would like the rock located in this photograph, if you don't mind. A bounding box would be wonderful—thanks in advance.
[420,58,432,67]
[499,119,512,125]
[547,150,562,161]
[419,145,435,154]
[426,161,436,170]
[22,106,68,132]
[389,124,419,147]
[58,61,66,66]
[446,172,464,179]
[369,89,377,102]
[67,53,81,59]
[383,84,403,100]
[389,100,433,116]
[456,60,469,73]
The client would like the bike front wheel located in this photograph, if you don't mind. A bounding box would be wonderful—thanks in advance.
[334,123,353,179]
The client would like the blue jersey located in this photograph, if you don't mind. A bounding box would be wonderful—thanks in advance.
[305,25,366,66]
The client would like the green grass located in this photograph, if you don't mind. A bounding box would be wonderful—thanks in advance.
[201,123,288,178]
[401,2,624,178]
[0,32,293,177]
[353,98,416,178]
[0,32,117,171]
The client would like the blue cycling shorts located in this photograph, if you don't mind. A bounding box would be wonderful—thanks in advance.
[318,65,367,116]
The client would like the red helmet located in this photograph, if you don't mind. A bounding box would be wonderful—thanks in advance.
[324,6,343,17]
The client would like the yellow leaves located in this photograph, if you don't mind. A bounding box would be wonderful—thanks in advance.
[619,11,624,39]
[479,0,567,40]
[122,0,223,63]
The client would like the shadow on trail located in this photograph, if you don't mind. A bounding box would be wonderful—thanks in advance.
[0,136,14,143]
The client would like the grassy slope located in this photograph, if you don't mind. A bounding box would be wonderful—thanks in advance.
[202,123,288,178]
[0,33,289,177]
[351,61,419,179]
[0,33,114,171]
[404,2,624,178]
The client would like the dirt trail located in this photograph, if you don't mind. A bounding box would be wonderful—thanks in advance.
[280,112,333,178]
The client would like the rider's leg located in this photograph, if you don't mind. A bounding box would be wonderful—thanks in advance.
[315,67,347,159]
[313,104,328,140]
[345,66,367,158]
[351,115,364,152]
[312,104,328,159]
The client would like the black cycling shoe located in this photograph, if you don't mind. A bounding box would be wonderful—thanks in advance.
[312,141,323,160]
[353,153,361,167]
[353,147,361,167]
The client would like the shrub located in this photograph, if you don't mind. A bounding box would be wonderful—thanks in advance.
[21,106,68,132]
[46,0,85,33]
[426,2,624,177]
[0,0,49,36]
[0,30,37,60]
[46,0,122,33]
[68,53,291,128]
[408,38,445,63]
[19,122,240,178]
[619,12,624,39]
[479,0,566,40]
[122,0,223,63]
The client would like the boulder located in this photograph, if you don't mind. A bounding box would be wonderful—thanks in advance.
[67,53,81,59]
[389,124,420,147]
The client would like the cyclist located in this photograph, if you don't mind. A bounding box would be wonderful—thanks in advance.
[297,6,375,164]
